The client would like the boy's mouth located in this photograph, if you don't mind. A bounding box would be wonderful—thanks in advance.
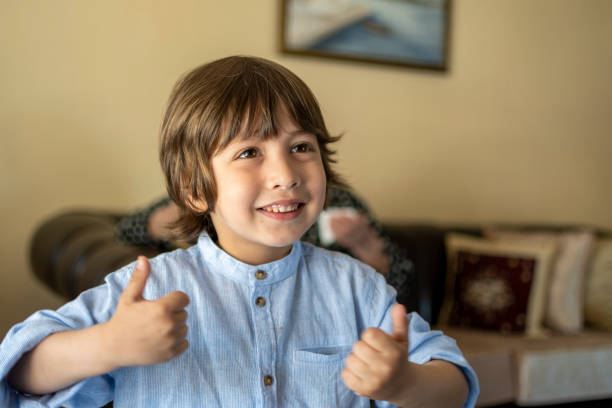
[257,200,305,219]
[260,203,302,213]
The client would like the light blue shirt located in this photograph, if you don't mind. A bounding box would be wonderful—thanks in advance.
[1,235,478,407]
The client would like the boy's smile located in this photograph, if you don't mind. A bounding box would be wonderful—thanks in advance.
[204,109,326,265]
[257,199,305,220]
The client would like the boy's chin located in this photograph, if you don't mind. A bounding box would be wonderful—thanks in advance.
[262,231,306,249]
[264,237,301,249]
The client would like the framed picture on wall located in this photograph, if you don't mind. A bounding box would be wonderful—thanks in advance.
[280,0,451,71]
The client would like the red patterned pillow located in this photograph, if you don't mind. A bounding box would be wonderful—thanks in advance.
[483,229,594,333]
[440,234,556,336]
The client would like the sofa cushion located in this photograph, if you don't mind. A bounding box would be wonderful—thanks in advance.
[442,327,612,406]
[441,328,514,407]
[440,234,556,336]
[516,340,612,405]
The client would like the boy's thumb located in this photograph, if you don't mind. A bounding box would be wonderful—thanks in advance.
[390,303,408,344]
[122,256,150,302]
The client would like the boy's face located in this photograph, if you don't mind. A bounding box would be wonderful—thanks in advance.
[204,109,326,265]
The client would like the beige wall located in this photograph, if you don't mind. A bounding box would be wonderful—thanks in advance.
[1,0,611,335]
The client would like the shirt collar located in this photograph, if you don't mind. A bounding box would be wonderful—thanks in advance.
[196,234,302,285]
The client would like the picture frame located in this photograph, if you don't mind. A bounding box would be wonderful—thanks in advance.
[280,0,452,71]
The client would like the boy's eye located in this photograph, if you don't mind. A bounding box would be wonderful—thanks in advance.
[291,143,315,153]
[237,148,259,159]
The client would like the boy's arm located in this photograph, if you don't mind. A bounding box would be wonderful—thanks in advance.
[342,304,471,408]
[7,323,116,395]
[7,257,190,396]
[395,360,469,408]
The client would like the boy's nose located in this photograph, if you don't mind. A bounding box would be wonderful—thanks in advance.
[267,155,301,190]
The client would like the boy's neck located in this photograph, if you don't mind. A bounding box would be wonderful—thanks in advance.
[214,238,294,266]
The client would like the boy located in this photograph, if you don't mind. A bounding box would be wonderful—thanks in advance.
[1,56,478,407]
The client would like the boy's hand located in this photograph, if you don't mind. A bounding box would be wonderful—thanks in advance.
[342,304,412,404]
[103,256,190,368]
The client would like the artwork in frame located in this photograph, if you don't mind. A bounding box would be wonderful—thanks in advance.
[280,0,451,71]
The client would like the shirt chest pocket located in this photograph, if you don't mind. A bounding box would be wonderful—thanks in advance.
[292,345,359,407]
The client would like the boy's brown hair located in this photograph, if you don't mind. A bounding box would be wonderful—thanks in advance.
[159,55,345,241]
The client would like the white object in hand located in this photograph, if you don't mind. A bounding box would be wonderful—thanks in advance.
[318,207,359,246]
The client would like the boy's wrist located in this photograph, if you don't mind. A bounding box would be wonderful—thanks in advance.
[387,361,422,407]
[96,322,123,372]
[390,360,469,408]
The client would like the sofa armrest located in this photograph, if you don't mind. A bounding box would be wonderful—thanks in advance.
[29,211,163,299]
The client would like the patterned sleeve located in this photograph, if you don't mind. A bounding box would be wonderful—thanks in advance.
[115,197,174,250]
[303,186,416,309]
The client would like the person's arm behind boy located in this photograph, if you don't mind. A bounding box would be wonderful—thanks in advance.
[5,257,189,398]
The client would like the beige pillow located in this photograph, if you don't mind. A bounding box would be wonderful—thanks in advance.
[585,238,612,330]
[484,230,594,333]
[441,234,556,337]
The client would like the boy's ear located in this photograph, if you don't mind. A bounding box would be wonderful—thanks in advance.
[183,192,209,213]
[180,171,209,213]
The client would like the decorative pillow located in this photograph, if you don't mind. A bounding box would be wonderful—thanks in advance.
[484,229,594,333]
[440,234,556,336]
[585,239,612,330]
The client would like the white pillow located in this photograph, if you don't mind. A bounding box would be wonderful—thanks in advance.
[585,238,612,330]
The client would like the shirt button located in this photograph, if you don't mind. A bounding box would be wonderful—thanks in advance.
[255,297,266,307]
[255,270,267,280]
[263,375,274,386]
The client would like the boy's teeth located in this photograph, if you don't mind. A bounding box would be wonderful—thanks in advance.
[263,204,299,213]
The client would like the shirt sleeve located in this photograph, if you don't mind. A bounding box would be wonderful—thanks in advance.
[0,264,133,407]
[366,274,479,408]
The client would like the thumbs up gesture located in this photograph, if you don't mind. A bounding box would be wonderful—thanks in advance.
[104,256,190,367]
[342,304,412,403]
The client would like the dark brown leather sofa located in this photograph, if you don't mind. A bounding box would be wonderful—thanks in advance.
[28,211,612,407]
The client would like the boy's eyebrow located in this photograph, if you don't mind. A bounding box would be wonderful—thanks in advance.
[231,129,314,146]
[290,130,314,136]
